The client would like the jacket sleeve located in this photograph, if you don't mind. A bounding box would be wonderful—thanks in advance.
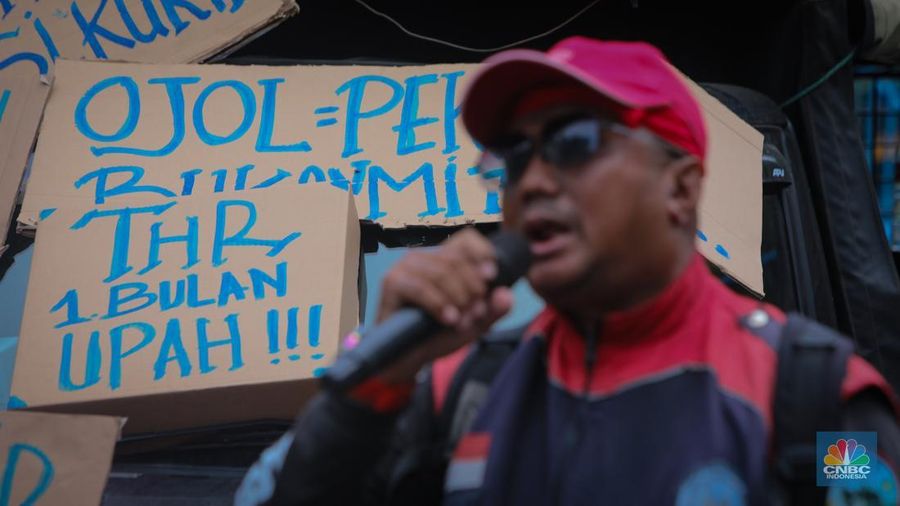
[235,390,403,506]
[235,372,447,506]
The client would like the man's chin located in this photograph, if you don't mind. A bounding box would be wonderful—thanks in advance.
[527,265,587,306]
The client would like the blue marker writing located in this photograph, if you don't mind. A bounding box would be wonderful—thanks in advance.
[74,165,176,205]
[0,444,55,505]
[194,80,256,146]
[153,318,192,381]
[336,75,403,158]
[0,89,10,125]
[256,78,311,153]
[50,289,92,329]
[211,199,301,267]
[393,74,438,156]
[157,0,210,35]
[71,0,136,59]
[141,215,200,275]
[441,71,464,154]
[58,330,102,391]
[70,202,176,283]
[196,313,243,374]
[114,0,170,44]
[366,162,443,220]
[109,321,155,390]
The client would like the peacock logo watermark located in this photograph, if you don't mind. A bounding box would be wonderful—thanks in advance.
[817,432,877,487]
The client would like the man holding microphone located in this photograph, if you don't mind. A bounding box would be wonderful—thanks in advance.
[238,36,900,505]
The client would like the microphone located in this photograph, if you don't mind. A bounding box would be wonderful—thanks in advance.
[321,231,532,392]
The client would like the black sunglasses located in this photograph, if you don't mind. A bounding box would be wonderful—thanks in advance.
[476,115,684,190]
[476,115,630,190]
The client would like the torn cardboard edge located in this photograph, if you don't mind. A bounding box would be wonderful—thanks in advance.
[0,410,124,506]
[202,1,301,64]
[681,76,765,295]
[0,409,126,446]
[14,376,319,436]
[158,0,300,64]
[0,72,51,254]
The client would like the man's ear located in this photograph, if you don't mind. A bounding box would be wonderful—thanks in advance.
[664,156,703,229]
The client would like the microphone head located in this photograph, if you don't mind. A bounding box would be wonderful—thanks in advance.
[489,231,532,287]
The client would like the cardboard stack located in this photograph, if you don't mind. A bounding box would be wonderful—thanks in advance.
[0,1,304,502]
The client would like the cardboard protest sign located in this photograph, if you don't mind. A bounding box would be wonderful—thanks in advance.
[684,80,764,294]
[0,0,298,69]
[11,184,360,433]
[19,59,493,232]
[0,0,299,253]
[20,58,765,293]
[0,411,121,506]
[0,68,48,256]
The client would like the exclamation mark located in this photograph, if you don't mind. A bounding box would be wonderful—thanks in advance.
[266,307,299,364]
[308,305,326,377]
[284,307,299,361]
[266,309,280,361]
[0,89,10,126]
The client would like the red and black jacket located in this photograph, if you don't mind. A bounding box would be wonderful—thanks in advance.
[237,254,900,506]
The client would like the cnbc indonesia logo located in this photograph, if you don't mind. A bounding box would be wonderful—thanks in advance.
[823,438,872,481]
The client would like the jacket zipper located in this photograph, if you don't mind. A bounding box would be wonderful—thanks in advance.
[551,323,599,506]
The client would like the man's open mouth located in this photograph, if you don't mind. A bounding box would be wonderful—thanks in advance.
[523,216,572,258]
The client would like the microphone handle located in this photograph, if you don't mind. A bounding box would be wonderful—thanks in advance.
[321,307,439,392]
[321,230,530,393]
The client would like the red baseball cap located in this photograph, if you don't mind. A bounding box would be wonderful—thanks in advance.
[462,36,708,165]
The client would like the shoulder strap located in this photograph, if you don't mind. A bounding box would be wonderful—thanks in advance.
[383,325,523,505]
[438,325,524,452]
[773,313,854,505]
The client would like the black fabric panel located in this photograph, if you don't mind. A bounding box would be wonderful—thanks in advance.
[787,0,900,390]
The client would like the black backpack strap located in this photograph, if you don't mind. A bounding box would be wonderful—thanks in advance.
[773,313,854,505]
[437,325,525,453]
[383,325,523,505]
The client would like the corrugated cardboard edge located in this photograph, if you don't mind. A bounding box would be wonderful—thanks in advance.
[371,214,500,230]
[675,70,765,296]
[694,86,765,295]
[1,73,51,245]
[183,0,300,64]
[112,0,300,64]
[15,411,127,441]
[0,410,124,439]
[340,190,362,335]
[203,1,301,63]
[18,377,321,436]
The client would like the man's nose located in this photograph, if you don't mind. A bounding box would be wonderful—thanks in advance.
[513,154,563,203]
